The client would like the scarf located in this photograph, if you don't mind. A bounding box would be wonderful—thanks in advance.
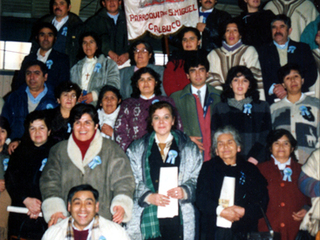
[72,130,97,160]
[66,214,100,240]
[227,97,252,111]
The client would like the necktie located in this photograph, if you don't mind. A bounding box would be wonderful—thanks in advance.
[158,143,166,162]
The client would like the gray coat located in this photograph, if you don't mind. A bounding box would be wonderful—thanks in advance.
[126,130,203,240]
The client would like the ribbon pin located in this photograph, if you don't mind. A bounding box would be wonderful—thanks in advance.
[94,63,102,73]
[243,103,252,114]
[39,158,48,171]
[61,27,68,36]
[67,123,72,133]
[3,158,9,171]
[283,167,292,182]
[88,156,102,169]
[299,106,310,116]
[99,236,106,240]
[46,60,53,69]
[152,99,159,104]
[288,46,296,53]
[166,150,178,165]
[46,103,54,109]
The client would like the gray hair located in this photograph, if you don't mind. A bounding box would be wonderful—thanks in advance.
[212,125,242,151]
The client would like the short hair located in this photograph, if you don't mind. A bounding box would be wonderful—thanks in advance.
[0,116,11,138]
[238,0,252,11]
[25,60,48,76]
[221,66,260,102]
[212,125,242,151]
[50,0,71,10]
[24,110,52,132]
[78,31,103,59]
[277,63,303,83]
[96,85,122,110]
[36,22,58,38]
[184,53,209,73]
[222,19,244,39]
[271,14,291,29]
[69,103,99,126]
[54,81,82,100]
[147,101,178,132]
[129,40,155,65]
[67,184,99,203]
[131,67,162,98]
[179,27,201,43]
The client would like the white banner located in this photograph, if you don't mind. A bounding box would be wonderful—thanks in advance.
[124,0,198,40]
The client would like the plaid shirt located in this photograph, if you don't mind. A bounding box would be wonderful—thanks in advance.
[66,214,100,240]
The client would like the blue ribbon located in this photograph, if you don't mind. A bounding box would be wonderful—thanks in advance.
[39,158,48,171]
[3,158,9,171]
[299,105,310,116]
[239,171,246,185]
[94,63,102,73]
[46,103,54,109]
[288,46,296,53]
[283,167,292,182]
[243,103,252,114]
[46,60,53,69]
[99,236,106,240]
[88,156,102,169]
[67,123,71,133]
[61,27,68,36]
[152,99,159,104]
[166,150,178,165]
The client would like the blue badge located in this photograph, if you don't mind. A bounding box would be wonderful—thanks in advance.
[46,103,54,109]
[94,63,102,73]
[3,158,9,171]
[283,167,292,182]
[166,150,178,165]
[243,103,252,115]
[88,156,102,169]
[46,60,53,69]
[67,123,71,133]
[61,27,68,36]
[39,158,47,171]
[288,46,296,53]
[152,99,159,104]
[299,105,310,116]
[99,236,106,240]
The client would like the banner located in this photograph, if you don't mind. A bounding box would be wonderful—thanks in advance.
[124,0,198,40]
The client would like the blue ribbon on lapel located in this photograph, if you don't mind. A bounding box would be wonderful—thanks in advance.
[166,150,178,165]
[243,103,252,114]
[88,156,102,169]
[299,105,310,116]
[283,167,292,182]
[3,158,9,171]
[61,27,68,36]
[288,46,296,53]
[94,63,102,73]
[46,60,53,69]
[39,158,48,171]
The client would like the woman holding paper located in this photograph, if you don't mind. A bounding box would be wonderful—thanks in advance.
[126,101,202,240]
[196,125,268,239]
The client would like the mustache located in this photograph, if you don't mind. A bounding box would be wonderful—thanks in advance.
[204,0,213,3]
[55,8,62,12]
[274,32,283,37]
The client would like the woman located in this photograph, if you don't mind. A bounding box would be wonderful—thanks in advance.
[5,111,55,239]
[97,85,122,139]
[212,66,271,164]
[70,31,120,106]
[114,67,183,151]
[196,126,268,239]
[126,101,202,240]
[207,20,265,99]
[120,40,165,99]
[257,129,310,240]
[40,104,135,226]
[310,23,320,99]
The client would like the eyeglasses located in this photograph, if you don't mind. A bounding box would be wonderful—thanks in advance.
[133,48,148,54]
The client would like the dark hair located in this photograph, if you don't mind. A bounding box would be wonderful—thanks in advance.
[25,60,48,76]
[78,32,103,59]
[36,22,58,39]
[96,85,122,109]
[266,129,298,160]
[129,40,155,65]
[50,0,71,10]
[67,184,99,203]
[147,101,177,132]
[131,67,162,98]
[271,14,291,29]
[184,53,209,72]
[69,103,99,126]
[0,116,11,138]
[237,0,260,11]
[179,27,201,44]
[24,110,52,132]
[55,81,82,100]
[221,66,260,102]
[277,63,303,83]
[222,19,244,40]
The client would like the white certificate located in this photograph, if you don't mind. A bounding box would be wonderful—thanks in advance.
[217,176,235,228]
[157,167,178,218]
[7,206,43,217]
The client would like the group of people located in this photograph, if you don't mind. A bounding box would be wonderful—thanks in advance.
[0,0,320,239]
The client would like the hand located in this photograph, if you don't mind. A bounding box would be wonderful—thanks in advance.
[147,193,170,207]
[8,140,20,155]
[101,124,113,137]
[78,92,93,104]
[108,50,119,63]
[117,53,129,66]
[0,179,5,192]
[23,197,41,219]
[292,209,307,221]
[220,205,245,222]
[273,84,287,99]
[196,22,206,32]
[190,136,204,152]
[247,157,258,165]
[113,205,125,224]
[48,212,67,227]
[167,187,184,199]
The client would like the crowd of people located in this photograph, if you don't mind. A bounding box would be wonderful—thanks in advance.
[0,0,320,239]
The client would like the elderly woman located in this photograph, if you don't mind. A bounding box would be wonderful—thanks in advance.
[126,101,202,240]
[257,129,309,240]
[196,125,268,239]
[97,85,122,139]
[114,67,183,151]
[40,104,135,227]
[207,19,265,99]
[120,40,165,99]
[70,32,120,106]
[212,66,271,164]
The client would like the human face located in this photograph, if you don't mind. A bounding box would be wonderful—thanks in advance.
[187,65,208,89]
[215,133,241,165]
[68,191,99,231]
[200,0,216,11]
[53,0,70,20]
[152,108,175,141]
[244,0,260,12]
[271,135,293,163]
[58,90,77,111]
[29,120,50,147]
[230,73,250,100]
[102,0,121,15]
[73,113,98,142]
[134,43,152,68]
[82,36,98,59]
[272,20,292,45]
[225,23,241,46]
[25,65,47,93]
[101,91,120,114]
[282,70,304,95]
[0,127,8,152]
[137,73,157,98]
[182,31,200,51]
[38,27,55,51]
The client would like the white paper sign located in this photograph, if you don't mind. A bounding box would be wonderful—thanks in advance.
[217,176,235,228]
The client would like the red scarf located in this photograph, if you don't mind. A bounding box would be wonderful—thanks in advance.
[72,130,97,160]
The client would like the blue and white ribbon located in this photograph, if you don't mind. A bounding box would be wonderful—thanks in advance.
[94,63,102,73]
[299,106,310,116]
[39,158,48,171]
[243,103,252,115]
[3,158,9,171]
[166,150,178,165]
[99,236,106,240]
[67,123,72,133]
[88,156,102,169]
[61,27,68,36]
[288,46,296,53]
[283,167,292,182]
[152,99,159,104]
[46,60,53,69]
[46,103,54,109]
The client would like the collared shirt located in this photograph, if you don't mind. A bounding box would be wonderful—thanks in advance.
[155,132,173,161]
[199,7,214,13]
[191,84,207,108]
[26,84,48,112]
[107,12,119,25]
[140,94,155,100]
[284,93,305,104]
[273,39,290,50]
[52,15,69,31]
[272,155,291,170]
[72,218,94,240]
[37,48,52,63]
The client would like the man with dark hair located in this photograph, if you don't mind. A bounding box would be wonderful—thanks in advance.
[42,184,130,240]
[171,55,221,162]
[258,14,317,104]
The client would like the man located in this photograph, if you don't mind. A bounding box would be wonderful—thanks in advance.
[2,60,57,141]
[196,0,231,53]
[301,15,320,50]
[258,14,317,104]
[264,0,318,42]
[84,0,129,66]
[42,184,130,240]
[16,22,70,90]
[171,55,221,162]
